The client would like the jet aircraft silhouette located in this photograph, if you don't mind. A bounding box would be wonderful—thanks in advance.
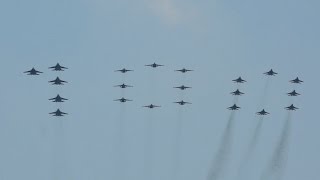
[174,85,191,90]
[49,63,68,71]
[256,109,269,115]
[49,94,68,102]
[231,89,244,96]
[287,90,300,96]
[49,77,68,85]
[24,68,43,75]
[145,63,164,68]
[228,104,240,110]
[49,109,68,116]
[232,77,246,83]
[264,69,278,76]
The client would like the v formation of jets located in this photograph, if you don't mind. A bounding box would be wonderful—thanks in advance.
[25,64,302,116]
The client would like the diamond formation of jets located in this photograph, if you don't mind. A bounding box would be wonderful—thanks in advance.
[174,85,191,90]
[264,69,278,76]
[256,109,270,115]
[49,77,68,85]
[285,104,299,111]
[228,104,241,110]
[49,109,68,116]
[145,63,164,68]
[143,104,161,109]
[233,77,246,83]
[287,90,300,96]
[24,68,43,75]
[175,68,193,73]
[114,83,133,88]
[174,100,192,105]
[231,89,244,96]
[115,68,133,73]
[49,94,68,102]
[114,97,132,103]
[290,77,303,84]
[49,63,68,71]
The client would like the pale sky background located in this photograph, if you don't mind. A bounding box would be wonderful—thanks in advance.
[0,0,319,180]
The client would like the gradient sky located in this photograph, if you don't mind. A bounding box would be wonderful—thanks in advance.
[0,0,319,180]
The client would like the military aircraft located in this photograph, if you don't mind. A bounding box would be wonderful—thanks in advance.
[256,109,270,115]
[49,63,68,71]
[231,89,244,96]
[285,104,299,111]
[175,68,193,73]
[145,63,164,68]
[174,100,192,105]
[232,77,246,83]
[228,104,241,110]
[48,77,68,85]
[290,77,303,84]
[114,97,132,103]
[287,90,300,96]
[49,109,68,116]
[114,83,133,88]
[143,104,161,108]
[115,68,133,73]
[174,85,192,90]
[49,94,68,102]
[24,68,43,75]
[264,69,278,76]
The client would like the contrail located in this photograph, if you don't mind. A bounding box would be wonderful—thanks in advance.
[260,112,292,180]
[207,111,236,180]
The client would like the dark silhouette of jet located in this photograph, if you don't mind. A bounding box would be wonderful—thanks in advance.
[49,94,68,102]
[232,77,246,83]
[174,100,192,105]
[256,109,269,115]
[114,83,133,88]
[49,77,68,85]
[287,90,300,96]
[175,68,193,73]
[290,77,303,84]
[24,68,43,75]
[115,68,133,73]
[143,104,161,108]
[114,97,132,103]
[49,109,68,116]
[285,104,299,111]
[228,104,240,110]
[49,63,68,71]
[231,89,244,96]
[174,85,191,90]
[264,69,278,76]
[145,63,164,68]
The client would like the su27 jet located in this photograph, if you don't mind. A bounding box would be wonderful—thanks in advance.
[24,68,43,75]
[256,109,269,115]
[114,83,133,88]
[228,104,241,110]
[49,94,68,102]
[174,100,192,105]
[175,68,193,73]
[143,104,161,108]
[145,63,164,68]
[231,89,244,96]
[290,77,303,84]
[114,97,132,103]
[115,68,133,73]
[49,77,68,85]
[49,109,68,116]
[264,69,278,76]
[174,85,191,90]
[285,104,299,111]
[232,77,246,83]
[49,63,68,71]
[287,90,300,96]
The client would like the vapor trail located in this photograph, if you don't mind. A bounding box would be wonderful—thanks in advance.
[260,112,292,180]
[207,111,236,180]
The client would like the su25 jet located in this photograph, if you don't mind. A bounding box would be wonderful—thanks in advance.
[49,63,68,71]
[264,69,278,76]
[174,85,191,90]
[232,77,246,83]
[231,89,244,96]
[145,63,164,68]
[287,90,300,96]
[175,68,193,73]
[143,104,161,108]
[290,77,303,84]
[285,104,299,111]
[228,104,240,110]
[24,68,43,75]
[174,100,191,105]
[49,94,68,102]
[49,109,68,116]
[49,77,68,85]
[115,68,133,73]
[256,109,269,115]
[114,83,133,88]
[114,97,132,103]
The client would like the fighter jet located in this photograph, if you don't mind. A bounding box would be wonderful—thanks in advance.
[232,77,246,83]
[256,109,270,115]
[285,104,299,111]
[174,100,192,105]
[143,104,161,108]
[24,68,43,75]
[114,97,132,103]
[49,63,68,71]
[145,63,164,68]
[115,68,133,73]
[228,104,241,110]
[174,85,192,90]
[49,109,68,116]
[175,68,193,73]
[48,77,68,85]
[287,90,300,96]
[264,69,278,76]
[114,83,133,88]
[231,89,244,96]
[49,94,68,102]
[290,77,303,84]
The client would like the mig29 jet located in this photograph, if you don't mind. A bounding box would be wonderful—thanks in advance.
[175,68,193,73]
[114,97,132,103]
[256,109,270,115]
[264,69,278,76]
[49,94,68,102]
[143,104,161,109]
[145,63,164,68]
[114,83,133,88]
[49,77,68,85]
[287,90,300,96]
[228,104,241,110]
[115,68,133,73]
[231,89,244,96]
[49,109,68,116]
[285,104,299,111]
[174,85,192,90]
[174,100,192,105]
[290,77,303,84]
[24,68,43,75]
[232,77,246,83]
[49,63,68,71]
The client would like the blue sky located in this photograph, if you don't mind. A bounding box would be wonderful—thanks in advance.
[0,0,319,180]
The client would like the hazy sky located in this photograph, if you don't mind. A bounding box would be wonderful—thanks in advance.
[0,0,319,180]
